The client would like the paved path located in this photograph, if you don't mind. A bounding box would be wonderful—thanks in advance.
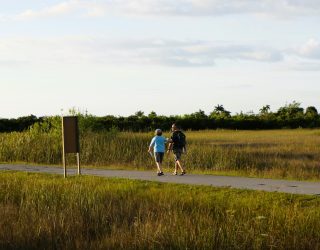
[1,164,320,195]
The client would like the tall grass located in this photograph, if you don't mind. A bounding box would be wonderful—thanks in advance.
[0,172,320,249]
[0,129,320,180]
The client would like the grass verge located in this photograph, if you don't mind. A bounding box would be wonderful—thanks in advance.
[1,171,320,249]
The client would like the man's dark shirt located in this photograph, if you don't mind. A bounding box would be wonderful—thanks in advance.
[171,130,185,150]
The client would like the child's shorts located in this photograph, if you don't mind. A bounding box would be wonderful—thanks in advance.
[154,152,164,163]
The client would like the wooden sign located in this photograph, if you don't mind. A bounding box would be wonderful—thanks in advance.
[62,116,80,153]
[62,116,80,177]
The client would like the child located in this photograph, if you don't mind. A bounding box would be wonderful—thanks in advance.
[148,129,168,176]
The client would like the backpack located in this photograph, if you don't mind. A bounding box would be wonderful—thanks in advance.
[173,131,186,148]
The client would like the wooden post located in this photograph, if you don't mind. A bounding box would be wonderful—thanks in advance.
[77,152,81,175]
[63,152,67,178]
[62,117,67,178]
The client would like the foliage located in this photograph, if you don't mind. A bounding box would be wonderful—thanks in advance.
[0,115,40,133]
[276,101,304,119]
[0,101,319,132]
[1,172,320,249]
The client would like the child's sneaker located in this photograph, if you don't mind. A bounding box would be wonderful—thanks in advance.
[157,172,162,176]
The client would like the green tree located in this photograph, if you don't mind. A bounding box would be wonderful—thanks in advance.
[148,111,157,119]
[210,105,231,118]
[259,105,271,115]
[305,106,318,119]
[29,115,61,137]
[135,111,145,118]
[277,101,304,119]
[191,109,207,119]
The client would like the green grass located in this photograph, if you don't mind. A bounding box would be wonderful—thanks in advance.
[0,129,320,180]
[0,171,319,249]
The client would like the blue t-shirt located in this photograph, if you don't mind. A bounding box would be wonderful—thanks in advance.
[150,136,167,153]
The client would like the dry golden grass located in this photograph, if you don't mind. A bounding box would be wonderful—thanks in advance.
[1,171,320,249]
[0,129,319,180]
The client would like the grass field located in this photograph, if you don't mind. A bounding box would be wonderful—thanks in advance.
[0,171,319,249]
[0,129,320,180]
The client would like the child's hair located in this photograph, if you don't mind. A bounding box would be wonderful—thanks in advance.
[155,129,162,136]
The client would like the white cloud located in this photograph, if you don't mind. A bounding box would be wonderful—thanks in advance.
[15,1,79,20]
[288,62,320,71]
[297,39,320,59]
[2,37,320,69]
[0,14,7,22]
[86,5,106,17]
[4,37,320,69]
[182,43,283,62]
[3,0,320,21]
[0,37,285,67]
[89,0,320,17]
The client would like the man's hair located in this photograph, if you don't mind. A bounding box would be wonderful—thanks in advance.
[172,123,180,130]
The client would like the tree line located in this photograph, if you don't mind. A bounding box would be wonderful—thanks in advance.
[0,101,319,133]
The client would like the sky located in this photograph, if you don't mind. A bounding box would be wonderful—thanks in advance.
[1,0,320,118]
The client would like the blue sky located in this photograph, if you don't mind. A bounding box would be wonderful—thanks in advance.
[1,0,320,118]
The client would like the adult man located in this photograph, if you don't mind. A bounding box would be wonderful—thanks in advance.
[167,123,186,175]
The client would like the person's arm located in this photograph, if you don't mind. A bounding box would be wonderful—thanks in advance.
[148,138,155,152]
[167,136,173,153]
[164,136,169,143]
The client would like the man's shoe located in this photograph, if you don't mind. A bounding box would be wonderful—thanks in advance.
[180,171,186,176]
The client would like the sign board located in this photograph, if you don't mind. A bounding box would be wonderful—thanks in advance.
[62,116,80,153]
[62,116,80,177]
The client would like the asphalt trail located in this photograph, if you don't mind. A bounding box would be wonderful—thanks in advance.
[1,164,320,195]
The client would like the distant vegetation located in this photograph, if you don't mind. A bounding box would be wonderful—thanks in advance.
[1,172,320,249]
[0,101,319,132]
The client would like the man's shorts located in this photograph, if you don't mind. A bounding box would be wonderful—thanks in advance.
[173,149,183,162]
[154,152,164,163]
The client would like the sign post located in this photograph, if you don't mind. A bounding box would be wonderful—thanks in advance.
[62,116,80,178]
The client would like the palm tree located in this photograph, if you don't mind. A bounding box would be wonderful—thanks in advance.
[214,104,225,113]
[134,111,145,118]
[210,104,231,117]
[259,105,270,115]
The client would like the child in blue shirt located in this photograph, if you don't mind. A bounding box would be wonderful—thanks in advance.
[148,129,168,176]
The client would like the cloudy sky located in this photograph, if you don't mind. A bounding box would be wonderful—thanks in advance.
[1,0,320,118]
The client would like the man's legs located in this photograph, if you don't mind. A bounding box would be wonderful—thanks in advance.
[173,150,185,174]
[176,160,184,172]
[174,161,178,174]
